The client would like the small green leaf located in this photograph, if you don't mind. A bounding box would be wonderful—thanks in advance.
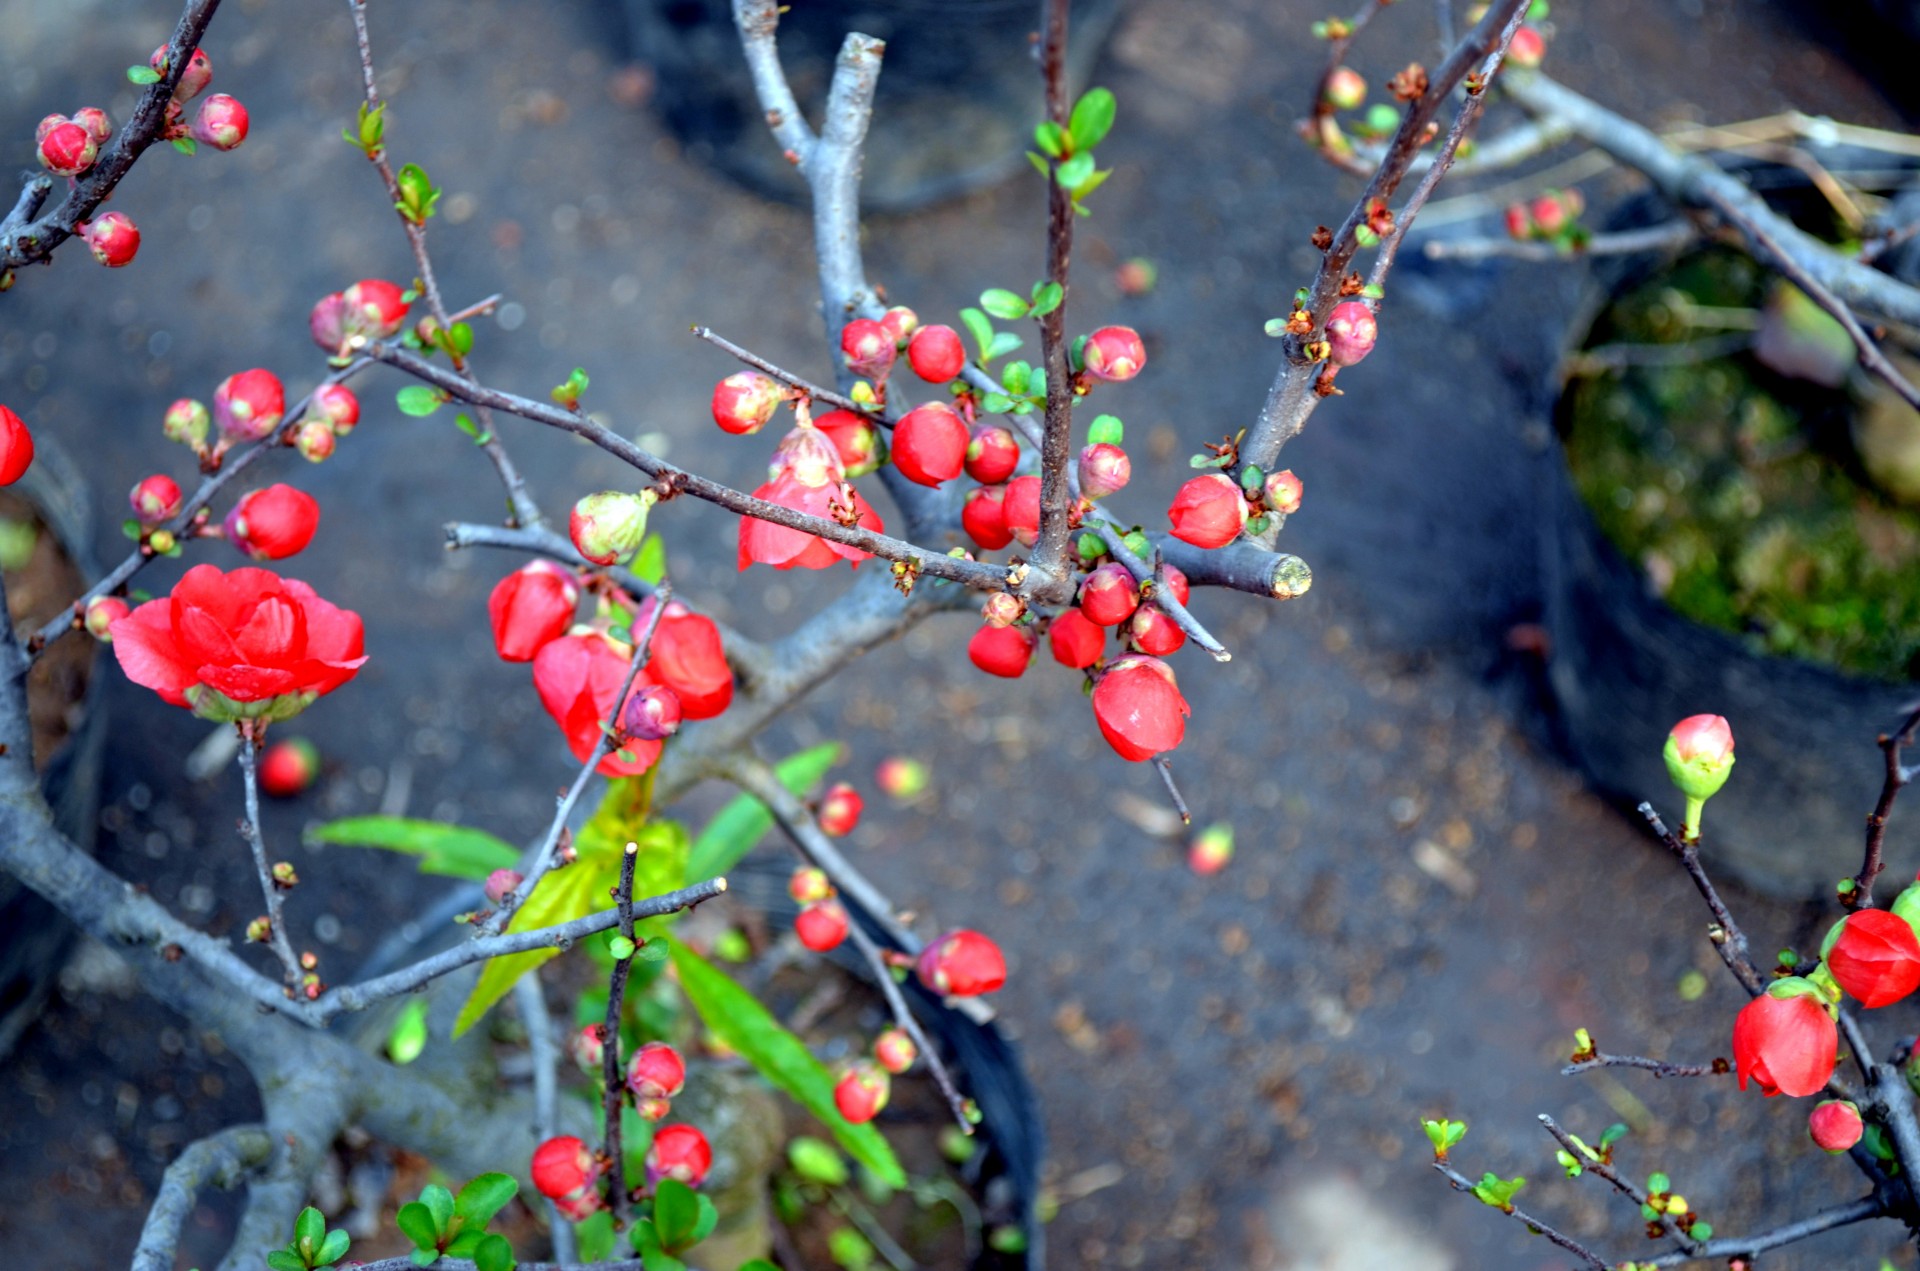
[980,289,1030,321]
[608,934,637,961]
[316,1229,351,1267]
[453,412,491,445]
[387,997,430,1065]
[171,136,198,156]
[1471,1173,1526,1211]
[959,307,995,359]
[633,533,668,585]
[829,1225,875,1271]
[1033,120,1068,157]
[788,1136,849,1186]
[444,1231,486,1258]
[1087,414,1123,446]
[687,743,843,882]
[1055,151,1095,192]
[454,1173,518,1230]
[1263,318,1289,338]
[688,1193,718,1246]
[420,1184,455,1238]
[409,1250,437,1269]
[448,322,475,358]
[295,1207,326,1253]
[1688,1222,1712,1241]
[359,102,386,149]
[1003,362,1031,395]
[1071,168,1112,201]
[738,1262,782,1271]
[473,1234,515,1271]
[1068,86,1117,151]
[267,1252,307,1271]
[576,1210,615,1262]
[1029,281,1064,317]
[1599,1122,1629,1149]
[637,936,670,962]
[981,392,1015,414]
[395,1202,439,1252]
[1026,150,1051,179]
[1647,1172,1670,1196]
[984,331,1023,361]
[396,386,445,418]
[630,1220,687,1271]
[653,1178,700,1251]
[127,65,163,85]
[307,816,519,879]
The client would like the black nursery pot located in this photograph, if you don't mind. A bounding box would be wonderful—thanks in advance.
[1539,200,1919,900]
[0,436,107,1059]
[622,0,1120,212]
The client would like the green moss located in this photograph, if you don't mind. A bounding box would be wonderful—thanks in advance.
[1562,249,1920,680]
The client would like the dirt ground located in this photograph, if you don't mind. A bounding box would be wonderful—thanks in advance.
[1,0,1916,1267]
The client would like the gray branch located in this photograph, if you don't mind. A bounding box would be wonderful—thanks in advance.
[131,1125,274,1271]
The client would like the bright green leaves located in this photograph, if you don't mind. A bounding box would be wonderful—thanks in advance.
[1027,87,1117,214]
[979,289,1030,321]
[343,102,387,158]
[958,307,1024,369]
[306,816,518,880]
[387,996,430,1065]
[396,1176,519,1268]
[396,385,447,418]
[551,367,591,410]
[127,64,164,86]
[268,1208,350,1271]
[629,1177,718,1266]
[1421,1117,1467,1160]
[1470,1172,1526,1212]
[979,281,1063,324]
[395,162,441,224]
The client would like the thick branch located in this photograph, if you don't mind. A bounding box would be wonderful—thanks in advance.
[1031,0,1078,589]
[1155,536,1313,600]
[1637,1196,1884,1267]
[131,1125,274,1271]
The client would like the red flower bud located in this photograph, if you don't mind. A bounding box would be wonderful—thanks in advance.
[840,318,895,380]
[130,474,183,525]
[1160,564,1191,607]
[834,1062,891,1124]
[711,371,783,436]
[84,595,129,642]
[487,561,579,662]
[1665,714,1736,804]
[1003,475,1042,548]
[1324,301,1378,367]
[258,737,320,798]
[1507,25,1546,68]
[818,782,863,836]
[0,406,30,486]
[151,45,214,100]
[968,622,1036,678]
[965,425,1020,485]
[484,868,523,905]
[632,597,734,720]
[532,633,661,777]
[1077,443,1131,500]
[1503,203,1531,241]
[1048,608,1105,669]
[35,115,68,145]
[1187,822,1234,875]
[739,427,884,571]
[1127,603,1185,656]
[647,1124,712,1188]
[623,684,683,741]
[569,490,655,566]
[962,484,1014,550]
[344,279,409,338]
[627,1041,687,1101]
[892,402,969,487]
[1322,66,1367,111]
[873,1028,917,1075]
[190,94,248,150]
[1823,909,1920,1009]
[1529,193,1569,237]
[1808,1100,1863,1154]
[213,369,286,443]
[916,929,1006,997]
[1083,326,1146,382]
[81,212,140,268]
[163,398,210,449]
[1091,654,1189,762]
[815,409,884,477]
[224,485,319,560]
[1264,469,1304,515]
[1167,473,1248,549]
[1078,562,1139,627]
[37,122,96,177]
[292,419,335,463]
[311,383,360,434]
[1732,978,1837,1098]
[796,898,850,951]
[72,107,111,145]
[875,757,928,800]
[880,306,918,343]
[532,1135,605,1219]
[570,1024,605,1074]
[789,866,833,905]
[907,324,966,383]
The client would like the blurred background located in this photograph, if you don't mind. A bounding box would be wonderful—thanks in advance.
[0,0,1916,1266]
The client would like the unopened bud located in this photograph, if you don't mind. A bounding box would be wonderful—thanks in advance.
[484,868,523,905]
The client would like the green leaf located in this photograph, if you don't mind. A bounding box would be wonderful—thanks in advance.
[1068,87,1117,151]
[387,997,430,1065]
[1087,414,1123,446]
[1070,168,1112,201]
[474,1234,515,1271]
[444,1231,486,1258]
[979,289,1030,321]
[395,1202,440,1252]
[453,412,492,446]
[396,386,445,418]
[670,940,906,1187]
[420,1185,455,1238]
[633,533,668,585]
[653,1178,701,1251]
[738,1262,782,1271]
[171,136,198,156]
[1033,120,1068,157]
[1055,151,1095,192]
[637,936,670,962]
[409,1251,438,1269]
[984,331,1023,361]
[454,1173,518,1230]
[981,393,1015,414]
[958,308,994,359]
[127,65,163,85]
[267,1252,306,1271]
[316,1229,351,1267]
[608,934,637,961]
[575,1211,615,1262]
[1029,282,1064,318]
[448,322,475,358]
[687,743,842,882]
[295,1208,325,1253]
[689,1193,718,1246]
[788,1135,849,1186]
[1025,150,1051,180]
[307,816,519,880]
[1003,362,1031,395]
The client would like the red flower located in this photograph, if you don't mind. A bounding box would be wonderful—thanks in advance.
[626,1041,687,1101]
[815,409,884,477]
[1823,910,1920,1009]
[647,1125,713,1188]
[1127,604,1184,656]
[531,633,661,777]
[1732,978,1837,1097]
[968,623,1036,678]
[1078,562,1139,627]
[487,561,578,662]
[1808,1099,1864,1153]
[1091,654,1189,762]
[531,1135,604,1221]
[213,369,286,444]
[916,929,1006,997]
[962,485,1013,550]
[1048,608,1105,669]
[738,425,884,571]
[965,425,1020,485]
[834,1062,891,1124]
[907,324,965,383]
[1082,326,1146,382]
[840,318,895,380]
[632,597,733,720]
[1167,473,1248,549]
[110,564,366,722]
[1002,475,1041,548]
[0,406,35,487]
[796,898,850,951]
[892,402,969,487]
[225,484,319,560]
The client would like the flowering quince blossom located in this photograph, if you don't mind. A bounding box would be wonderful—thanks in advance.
[646,1124,713,1188]
[1808,1099,1864,1154]
[738,420,884,571]
[1821,909,1920,1008]
[1167,473,1249,549]
[531,631,661,778]
[110,564,366,723]
[530,1135,604,1221]
[1731,976,1837,1097]
[834,1061,891,1124]
[1091,654,1189,762]
[630,596,733,719]
[486,560,578,662]
[916,929,1007,997]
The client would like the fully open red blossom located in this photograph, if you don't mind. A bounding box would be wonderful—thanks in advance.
[487,561,579,662]
[1732,979,1837,1097]
[110,564,366,722]
[1824,909,1920,1009]
[631,597,733,720]
[531,632,661,777]
[1091,654,1189,762]
[738,424,884,572]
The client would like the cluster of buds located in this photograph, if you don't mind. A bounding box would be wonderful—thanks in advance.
[831,1028,921,1126]
[36,108,107,178]
[146,45,249,151]
[530,1135,608,1220]
[309,279,411,361]
[288,382,361,464]
[1503,188,1584,244]
[626,1040,688,1123]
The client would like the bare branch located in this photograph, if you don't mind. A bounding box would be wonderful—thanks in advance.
[694,325,879,420]
[1846,703,1920,909]
[1561,1052,1725,1079]
[131,1125,274,1271]
[513,974,579,1263]
[1636,1195,1884,1267]
[1636,802,1766,997]
[1420,219,1699,262]
[1155,536,1313,600]
[1432,1162,1609,1269]
[238,728,303,986]
[731,0,818,166]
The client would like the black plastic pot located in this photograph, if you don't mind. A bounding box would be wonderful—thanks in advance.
[0,436,107,1059]
[622,0,1120,212]
[1541,181,1920,899]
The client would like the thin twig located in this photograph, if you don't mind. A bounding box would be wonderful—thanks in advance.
[1432,1162,1610,1269]
[693,326,877,420]
[601,841,641,1225]
[1635,1195,1884,1267]
[1092,522,1230,662]
[1537,1115,1707,1257]
[238,729,302,987]
[1150,756,1190,826]
[1561,1052,1724,1079]
[1421,219,1700,263]
[513,974,578,1264]
[1847,703,1920,909]
[1636,802,1765,997]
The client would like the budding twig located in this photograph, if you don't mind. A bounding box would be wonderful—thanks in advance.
[1536,1115,1708,1258]
[1431,1161,1610,1269]
[1636,801,1765,998]
[237,730,302,988]
[1847,702,1920,910]
[601,841,641,1225]
[692,325,877,421]
[1560,1052,1724,1080]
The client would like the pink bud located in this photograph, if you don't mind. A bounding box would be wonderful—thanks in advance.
[71,109,111,148]
[129,474,183,525]
[1002,475,1041,548]
[189,94,248,150]
[1127,603,1185,657]
[1324,301,1377,367]
[1322,67,1367,111]
[35,115,68,145]
[622,684,683,741]
[1507,25,1546,68]
[1503,203,1531,241]
[224,484,319,560]
[1167,473,1249,549]
[879,306,919,343]
[818,782,863,836]
[834,1062,891,1124]
[789,867,833,905]
[80,213,141,268]
[1188,823,1234,875]
[875,757,928,800]
[258,739,320,798]
[1264,469,1303,514]
[1808,1100,1863,1154]
[646,1124,711,1188]
[711,372,783,436]
[293,419,336,463]
[891,402,968,487]
[1091,655,1188,762]
[981,590,1026,629]
[1077,442,1131,499]
[1669,714,1734,765]
[967,622,1036,678]
[84,595,129,642]
[569,490,655,565]
[151,45,214,100]
[343,279,410,338]
[37,122,96,177]
[627,1041,687,1101]
[965,425,1020,485]
[815,409,884,477]
[1048,608,1105,669]
[569,1024,605,1074]
[484,868,524,905]
[311,383,361,434]
[1083,326,1146,382]
[916,929,1007,997]
[873,1028,917,1075]
[163,398,210,449]
[0,407,30,487]
[213,369,286,443]
[907,324,965,383]
[840,318,895,380]
[1078,562,1139,627]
